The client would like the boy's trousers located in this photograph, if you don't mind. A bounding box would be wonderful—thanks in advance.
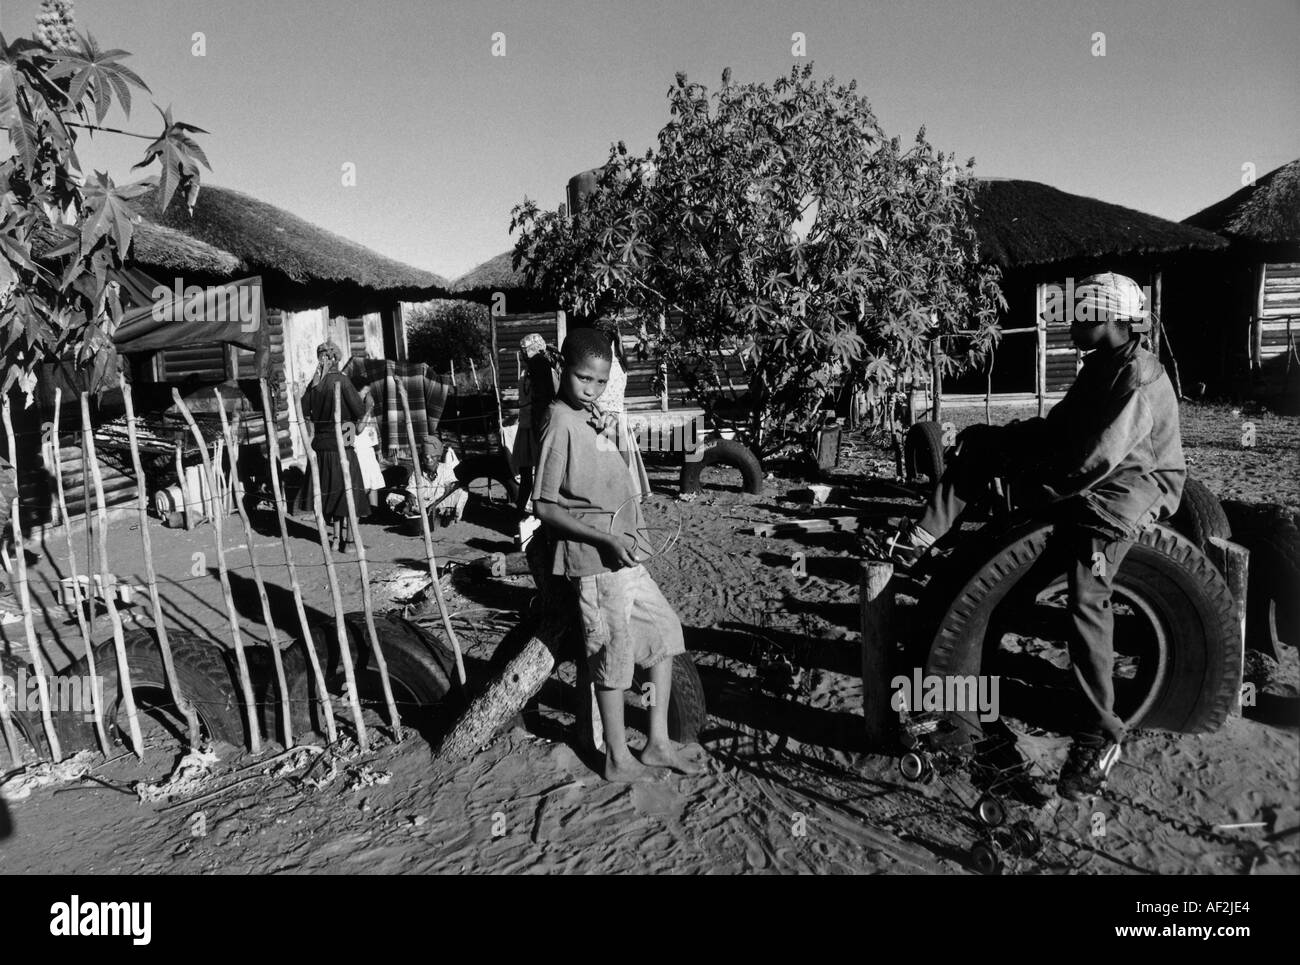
[917,425,1131,743]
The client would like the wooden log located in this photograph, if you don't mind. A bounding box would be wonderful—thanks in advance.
[1205,537,1249,715]
[332,381,401,739]
[215,390,294,747]
[860,559,896,749]
[396,380,467,685]
[81,392,146,759]
[260,378,336,744]
[122,377,201,749]
[1,398,60,760]
[172,388,261,753]
[289,387,368,749]
[434,618,562,763]
[50,389,109,754]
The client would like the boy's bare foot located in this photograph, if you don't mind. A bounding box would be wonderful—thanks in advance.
[640,740,706,776]
[604,752,659,783]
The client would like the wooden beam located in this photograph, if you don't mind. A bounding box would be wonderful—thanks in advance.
[1035,282,1047,417]
[860,560,896,748]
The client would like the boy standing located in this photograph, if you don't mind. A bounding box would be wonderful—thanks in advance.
[531,328,704,782]
[886,273,1186,801]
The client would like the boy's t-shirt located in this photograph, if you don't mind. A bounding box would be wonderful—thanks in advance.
[531,399,651,577]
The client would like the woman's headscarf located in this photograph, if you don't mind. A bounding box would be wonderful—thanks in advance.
[310,340,344,386]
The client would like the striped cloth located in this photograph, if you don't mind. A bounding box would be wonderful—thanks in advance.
[350,359,448,460]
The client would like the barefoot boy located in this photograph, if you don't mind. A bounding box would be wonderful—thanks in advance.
[531,328,703,782]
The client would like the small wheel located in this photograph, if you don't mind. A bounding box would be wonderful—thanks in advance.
[975,794,1007,829]
[899,752,928,782]
[970,841,1002,876]
[1011,819,1042,856]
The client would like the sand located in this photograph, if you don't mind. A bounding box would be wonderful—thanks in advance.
[0,401,1296,875]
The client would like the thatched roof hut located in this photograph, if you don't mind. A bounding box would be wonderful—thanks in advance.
[1183,159,1300,245]
[969,178,1228,269]
[1174,159,1300,407]
[130,185,450,313]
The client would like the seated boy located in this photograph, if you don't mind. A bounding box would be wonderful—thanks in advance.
[531,328,704,782]
[886,273,1186,801]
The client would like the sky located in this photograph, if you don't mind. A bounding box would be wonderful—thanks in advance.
[2,0,1297,281]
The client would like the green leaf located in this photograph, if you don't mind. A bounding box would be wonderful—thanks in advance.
[44,32,150,124]
[132,104,210,214]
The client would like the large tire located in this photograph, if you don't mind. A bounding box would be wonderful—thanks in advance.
[1170,476,1231,554]
[56,630,244,750]
[678,439,763,495]
[904,421,947,485]
[278,612,462,736]
[1220,502,1300,658]
[454,452,519,504]
[0,650,45,758]
[629,652,708,744]
[922,522,1241,734]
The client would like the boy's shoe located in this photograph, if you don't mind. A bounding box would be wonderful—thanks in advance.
[1056,735,1122,802]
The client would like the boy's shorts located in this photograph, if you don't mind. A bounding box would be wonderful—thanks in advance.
[573,564,685,690]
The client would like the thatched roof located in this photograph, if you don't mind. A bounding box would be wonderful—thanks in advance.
[969,179,1228,269]
[131,185,449,302]
[127,220,245,277]
[451,250,528,292]
[1183,159,1300,245]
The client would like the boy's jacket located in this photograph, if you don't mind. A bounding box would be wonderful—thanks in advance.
[1024,339,1187,539]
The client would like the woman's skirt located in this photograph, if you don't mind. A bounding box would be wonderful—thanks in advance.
[310,444,370,521]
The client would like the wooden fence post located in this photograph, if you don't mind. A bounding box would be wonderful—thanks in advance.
[288,388,369,749]
[81,391,146,759]
[860,559,896,748]
[173,389,262,753]
[396,380,467,685]
[50,388,109,754]
[122,376,201,749]
[215,391,294,747]
[1,398,60,760]
[260,379,337,744]
[333,381,402,739]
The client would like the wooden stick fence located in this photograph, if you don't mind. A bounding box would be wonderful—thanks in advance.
[121,376,202,749]
[289,386,369,750]
[50,389,109,755]
[396,380,467,686]
[215,391,294,747]
[81,391,145,759]
[172,388,262,753]
[333,381,402,739]
[1,397,60,761]
[260,379,337,744]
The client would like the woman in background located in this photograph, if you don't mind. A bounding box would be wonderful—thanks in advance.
[594,318,651,499]
[300,340,369,552]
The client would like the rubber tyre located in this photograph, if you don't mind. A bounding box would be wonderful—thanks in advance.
[630,652,708,744]
[0,650,45,758]
[454,452,519,504]
[904,421,947,485]
[922,522,1241,734]
[56,630,244,750]
[1221,502,1300,657]
[678,439,763,496]
[1170,476,1231,554]
[282,612,461,735]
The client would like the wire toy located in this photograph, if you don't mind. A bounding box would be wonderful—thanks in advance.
[605,491,684,568]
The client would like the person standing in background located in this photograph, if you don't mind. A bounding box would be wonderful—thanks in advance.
[593,319,651,499]
[300,340,369,553]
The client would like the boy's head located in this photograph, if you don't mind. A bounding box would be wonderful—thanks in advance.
[1070,272,1147,351]
[558,328,613,407]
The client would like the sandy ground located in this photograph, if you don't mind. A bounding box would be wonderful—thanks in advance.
[0,401,1296,875]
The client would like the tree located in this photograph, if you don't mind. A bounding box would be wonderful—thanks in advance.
[512,64,1004,456]
[406,299,492,384]
[1,26,210,396]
